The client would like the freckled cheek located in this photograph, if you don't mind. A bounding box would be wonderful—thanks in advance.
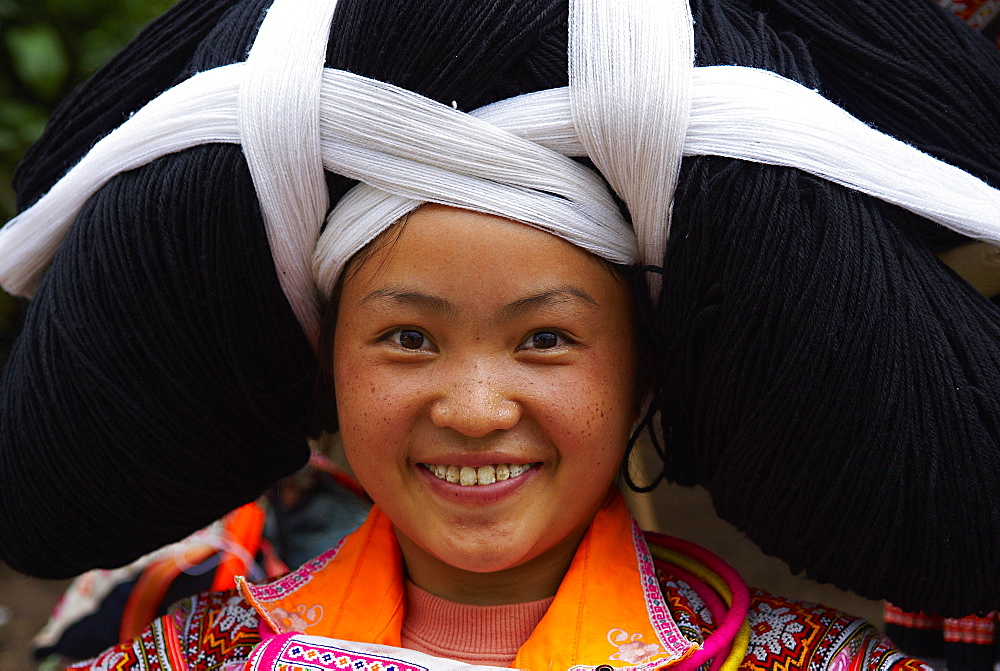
[333,362,383,435]
[339,364,428,446]
[536,376,626,445]
[338,383,410,486]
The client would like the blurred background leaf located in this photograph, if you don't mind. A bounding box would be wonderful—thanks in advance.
[0,0,178,365]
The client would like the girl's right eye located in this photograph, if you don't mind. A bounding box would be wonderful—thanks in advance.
[387,329,433,351]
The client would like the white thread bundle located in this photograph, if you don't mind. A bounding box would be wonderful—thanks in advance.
[238,0,336,345]
[311,70,634,298]
[682,67,1000,239]
[569,0,694,292]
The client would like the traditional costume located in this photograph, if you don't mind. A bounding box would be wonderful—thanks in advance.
[66,496,928,670]
[2,0,999,667]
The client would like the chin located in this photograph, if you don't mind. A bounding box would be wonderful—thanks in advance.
[430,537,536,574]
[449,552,531,575]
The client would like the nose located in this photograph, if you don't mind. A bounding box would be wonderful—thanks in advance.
[429,363,521,437]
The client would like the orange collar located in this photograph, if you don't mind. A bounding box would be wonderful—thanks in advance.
[239,493,697,669]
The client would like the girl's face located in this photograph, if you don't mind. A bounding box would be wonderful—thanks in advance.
[333,204,637,602]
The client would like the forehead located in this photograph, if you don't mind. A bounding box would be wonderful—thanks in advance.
[339,204,626,309]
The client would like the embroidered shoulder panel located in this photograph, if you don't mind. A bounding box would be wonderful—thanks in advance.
[66,614,186,671]
[173,588,263,668]
[65,589,264,670]
[740,589,931,670]
[66,566,929,670]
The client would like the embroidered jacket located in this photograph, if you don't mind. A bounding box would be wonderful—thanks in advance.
[68,495,928,670]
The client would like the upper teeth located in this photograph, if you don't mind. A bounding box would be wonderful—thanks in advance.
[424,463,534,486]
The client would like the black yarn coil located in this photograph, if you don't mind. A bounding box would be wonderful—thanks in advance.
[1,145,317,577]
[656,0,1000,616]
[1,0,998,618]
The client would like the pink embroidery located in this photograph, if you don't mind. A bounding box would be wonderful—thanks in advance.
[248,634,431,671]
[630,520,691,659]
[249,538,346,602]
[829,646,853,671]
[607,629,663,665]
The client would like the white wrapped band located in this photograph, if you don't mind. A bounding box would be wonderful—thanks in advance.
[311,69,634,299]
[238,0,336,345]
[570,0,694,295]
[2,0,999,347]
[467,70,1000,245]
[0,64,242,298]
[684,67,1000,239]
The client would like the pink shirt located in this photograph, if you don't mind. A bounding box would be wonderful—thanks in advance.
[400,581,554,666]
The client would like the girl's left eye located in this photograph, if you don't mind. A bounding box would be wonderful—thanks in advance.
[519,331,569,351]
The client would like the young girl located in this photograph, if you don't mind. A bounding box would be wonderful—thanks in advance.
[1,0,999,668]
[51,203,931,669]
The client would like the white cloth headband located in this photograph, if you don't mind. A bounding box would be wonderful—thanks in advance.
[1,0,999,348]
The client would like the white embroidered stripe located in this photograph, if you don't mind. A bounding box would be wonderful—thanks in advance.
[569,0,694,296]
[3,63,999,323]
[238,0,336,346]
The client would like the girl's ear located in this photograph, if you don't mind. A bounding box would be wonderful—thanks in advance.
[936,241,1000,299]
[984,244,1000,267]
[633,351,655,423]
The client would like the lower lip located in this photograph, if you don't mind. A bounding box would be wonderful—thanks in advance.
[417,464,540,505]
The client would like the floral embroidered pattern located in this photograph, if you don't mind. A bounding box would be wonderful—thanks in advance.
[215,594,260,633]
[177,589,261,668]
[271,603,325,632]
[738,590,932,670]
[748,601,808,662]
[607,629,663,664]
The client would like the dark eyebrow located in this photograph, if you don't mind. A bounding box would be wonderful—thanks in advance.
[358,286,599,321]
[358,288,457,316]
[496,287,599,322]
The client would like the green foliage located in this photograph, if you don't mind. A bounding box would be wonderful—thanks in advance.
[0,0,178,363]
[5,23,68,99]
[0,0,178,218]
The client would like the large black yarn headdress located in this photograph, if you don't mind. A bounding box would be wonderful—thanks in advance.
[1,0,998,617]
[656,0,1000,616]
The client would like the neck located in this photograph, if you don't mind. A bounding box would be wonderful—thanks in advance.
[394,525,586,605]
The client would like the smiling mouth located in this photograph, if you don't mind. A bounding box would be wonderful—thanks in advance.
[422,463,537,486]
